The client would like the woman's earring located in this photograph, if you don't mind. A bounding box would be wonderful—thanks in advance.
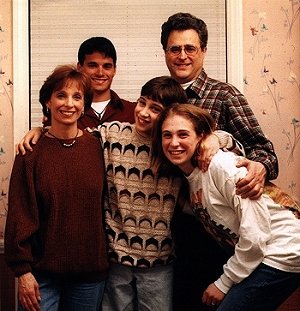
[46,107,50,114]
[81,111,84,117]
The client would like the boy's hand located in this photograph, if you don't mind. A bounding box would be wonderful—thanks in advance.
[196,133,219,172]
[236,158,266,199]
[15,127,44,155]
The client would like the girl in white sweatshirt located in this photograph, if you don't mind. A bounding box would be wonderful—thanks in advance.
[152,103,300,311]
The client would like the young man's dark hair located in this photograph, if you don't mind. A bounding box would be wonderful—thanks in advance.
[77,36,117,66]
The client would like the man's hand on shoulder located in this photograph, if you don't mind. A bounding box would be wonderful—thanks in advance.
[235,158,267,200]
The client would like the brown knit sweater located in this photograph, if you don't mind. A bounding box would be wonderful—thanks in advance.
[5,131,109,281]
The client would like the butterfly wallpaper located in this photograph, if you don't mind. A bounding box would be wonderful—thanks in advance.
[0,0,13,247]
[243,0,300,207]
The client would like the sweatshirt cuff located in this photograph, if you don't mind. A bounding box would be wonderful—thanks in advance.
[214,273,234,294]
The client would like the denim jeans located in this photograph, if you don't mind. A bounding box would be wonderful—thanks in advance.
[18,272,106,311]
[217,263,300,311]
[102,263,173,311]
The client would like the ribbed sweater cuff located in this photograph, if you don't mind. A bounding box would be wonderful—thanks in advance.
[14,263,32,278]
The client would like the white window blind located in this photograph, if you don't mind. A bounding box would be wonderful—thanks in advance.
[30,0,226,127]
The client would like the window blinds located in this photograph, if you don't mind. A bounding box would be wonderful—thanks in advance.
[30,0,226,127]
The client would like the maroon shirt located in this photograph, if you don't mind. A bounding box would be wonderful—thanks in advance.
[78,90,136,129]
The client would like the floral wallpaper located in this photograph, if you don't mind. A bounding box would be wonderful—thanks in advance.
[243,0,300,204]
[0,0,13,247]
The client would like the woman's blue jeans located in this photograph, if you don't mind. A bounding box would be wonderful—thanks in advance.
[217,263,300,311]
[18,272,106,311]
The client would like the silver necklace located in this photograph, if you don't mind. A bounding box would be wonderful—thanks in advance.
[47,129,79,147]
[92,106,107,119]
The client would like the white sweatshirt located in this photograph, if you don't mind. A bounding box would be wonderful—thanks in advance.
[186,150,300,294]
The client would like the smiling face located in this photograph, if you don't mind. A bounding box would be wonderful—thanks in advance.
[161,113,202,174]
[47,80,84,128]
[134,96,164,138]
[165,29,206,84]
[77,51,116,102]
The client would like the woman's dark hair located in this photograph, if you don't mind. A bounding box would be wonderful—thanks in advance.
[152,103,215,173]
[39,64,92,119]
[140,76,187,107]
[161,12,208,51]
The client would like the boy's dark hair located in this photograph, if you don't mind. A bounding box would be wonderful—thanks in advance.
[40,64,92,119]
[140,76,187,107]
[161,12,208,51]
[77,37,117,66]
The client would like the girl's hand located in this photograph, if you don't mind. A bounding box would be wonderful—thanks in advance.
[202,283,225,307]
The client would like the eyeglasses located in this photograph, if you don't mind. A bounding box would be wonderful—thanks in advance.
[166,45,200,56]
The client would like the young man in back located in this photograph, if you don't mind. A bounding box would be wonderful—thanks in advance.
[76,37,135,128]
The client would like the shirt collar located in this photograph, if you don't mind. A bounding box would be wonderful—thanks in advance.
[186,69,208,99]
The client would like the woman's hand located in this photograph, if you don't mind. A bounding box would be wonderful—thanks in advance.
[236,158,266,200]
[18,272,41,311]
[202,283,225,307]
[15,127,44,155]
[196,133,220,172]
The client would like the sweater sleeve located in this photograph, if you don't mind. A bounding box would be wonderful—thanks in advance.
[214,179,272,294]
[214,130,245,156]
[4,155,40,277]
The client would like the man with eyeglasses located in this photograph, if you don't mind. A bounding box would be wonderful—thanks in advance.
[161,12,279,310]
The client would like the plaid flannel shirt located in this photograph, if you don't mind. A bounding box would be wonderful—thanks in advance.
[186,69,278,180]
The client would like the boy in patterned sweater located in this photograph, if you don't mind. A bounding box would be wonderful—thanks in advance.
[99,76,187,310]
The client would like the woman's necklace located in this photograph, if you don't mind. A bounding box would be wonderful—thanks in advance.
[47,129,79,147]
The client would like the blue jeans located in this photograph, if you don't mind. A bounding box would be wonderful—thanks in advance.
[18,272,106,311]
[102,263,173,311]
[217,263,300,311]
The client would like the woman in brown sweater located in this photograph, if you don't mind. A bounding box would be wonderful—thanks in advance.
[5,65,108,311]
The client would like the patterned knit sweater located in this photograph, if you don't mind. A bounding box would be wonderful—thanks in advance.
[99,121,182,268]
[5,132,109,281]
